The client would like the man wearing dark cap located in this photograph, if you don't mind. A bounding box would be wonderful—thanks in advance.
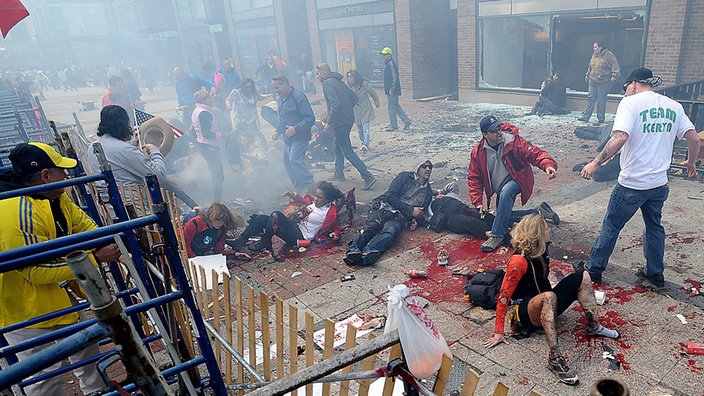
[0,142,120,395]
[345,160,434,266]
[468,115,559,252]
[380,47,412,131]
[581,68,700,287]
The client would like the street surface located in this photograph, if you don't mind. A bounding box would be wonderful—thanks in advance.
[41,85,704,395]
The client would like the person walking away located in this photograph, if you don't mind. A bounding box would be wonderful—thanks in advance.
[347,69,380,153]
[484,214,620,386]
[271,74,316,194]
[191,89,226,202]
[380,47,411,131]
[578,41,620,124]
[315,63,377,191]
[580,67,700,287]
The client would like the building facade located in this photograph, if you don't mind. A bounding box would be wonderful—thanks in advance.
[2,0,702,107]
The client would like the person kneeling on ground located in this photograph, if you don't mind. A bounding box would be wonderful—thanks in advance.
[428,180,495,239]
[468,115,560,253]
[183,202,244,258]
[526,72,569,116]
[484,214,620,386]
[345,160,434,266]
[229,181,343,254]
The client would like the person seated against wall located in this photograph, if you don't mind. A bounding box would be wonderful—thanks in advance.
[427,180,495,239]
[572,122,621,182]
[526,72,569,116]
[227,181,344,255]
[182,202,244,258]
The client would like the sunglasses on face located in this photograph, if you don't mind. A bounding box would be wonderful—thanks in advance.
[420,164,433,170]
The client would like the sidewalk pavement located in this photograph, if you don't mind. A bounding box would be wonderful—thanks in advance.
[228,177,704,396]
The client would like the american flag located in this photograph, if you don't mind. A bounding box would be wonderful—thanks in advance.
[134,108,185,138]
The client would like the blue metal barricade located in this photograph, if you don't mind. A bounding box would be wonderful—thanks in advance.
[0,143,227,395]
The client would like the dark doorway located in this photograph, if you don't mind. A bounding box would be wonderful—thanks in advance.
[551,11,646,94]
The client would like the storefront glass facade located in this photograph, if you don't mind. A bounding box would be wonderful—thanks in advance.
[317,0,396,86]
[477,0,648,94]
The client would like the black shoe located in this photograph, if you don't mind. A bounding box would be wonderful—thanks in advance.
[572,161,589,173]
[248,239,272,252]
[539,202,560,225]
[577,116,589,122]
[403,120,412,131]
[344,250,363,266]
[361,250,382,266]
[225,238,246,251]
[548,354,579,386]
[636,268,665,288]
[576,261,602,283]
[362,177,377,191]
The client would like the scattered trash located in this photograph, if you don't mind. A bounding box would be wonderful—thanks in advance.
[563,255,568,260]
[686,342,704,355]
[298,247,307,253]
[406,269,428,278]
[359,316,386,330]
[601,342,621,371]
[595,290,606,305]
[437,248,449,266]
[291,271,302,278]
[675,313,688,324]
[340,274,355,282]
[691,287,700,296]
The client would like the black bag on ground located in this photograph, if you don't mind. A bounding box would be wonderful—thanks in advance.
[463,269,505,309]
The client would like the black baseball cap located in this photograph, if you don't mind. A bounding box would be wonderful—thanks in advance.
[8,142,77,175]
[623,67,662,91]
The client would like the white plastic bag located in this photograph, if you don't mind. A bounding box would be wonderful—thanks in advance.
[384,284,452,379]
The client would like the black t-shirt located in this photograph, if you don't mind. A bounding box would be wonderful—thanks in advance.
[190,227,224,256]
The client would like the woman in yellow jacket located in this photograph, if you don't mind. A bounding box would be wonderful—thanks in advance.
[0,142,120,396]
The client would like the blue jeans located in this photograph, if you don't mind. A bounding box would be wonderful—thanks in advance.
[357,121,370,147]
[490,180,538,238]
[349,209,403,253]
[333,123,373,182]
[582,81,612,122]
[283,140,314,194]
[586,183,669,276]
[387,95,410,129]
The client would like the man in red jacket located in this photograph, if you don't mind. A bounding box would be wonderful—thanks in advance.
[468,115,560,252]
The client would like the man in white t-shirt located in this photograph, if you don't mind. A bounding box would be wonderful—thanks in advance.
[580,68,700,287]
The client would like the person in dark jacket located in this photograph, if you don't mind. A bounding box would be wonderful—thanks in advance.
[315,63,376,191]
[271,74,316,194]
[345,159,434,266]
[468,115,560,253]
[527,72,569,116]
[380,47,412,131]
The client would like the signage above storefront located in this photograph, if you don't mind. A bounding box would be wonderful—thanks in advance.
[337,5,366,16]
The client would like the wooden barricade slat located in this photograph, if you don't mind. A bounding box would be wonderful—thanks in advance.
[198,266,208,318]
[247,285,256,377]
[305,312,315,396]
[492,382,509,396]
[382,343,402,395]
[460,368,480,396]
[234,277,245,387]
[432,353,453,395]
[275,298,284,380]
[357,334,377,396]
[289,304,299,396]
[212,270,221,366]
[223,273,233,386]
[338,324,357,396]
[322,318,334,396]
[260,292,272,381]
[528,390,544,396]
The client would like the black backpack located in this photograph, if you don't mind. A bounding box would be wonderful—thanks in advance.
[463,269,505,309]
